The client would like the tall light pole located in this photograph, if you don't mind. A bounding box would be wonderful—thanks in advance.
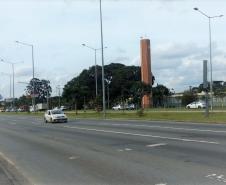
[15,40,36,111]
[56,85,61,108]
[105,76,112,109]
[82,44,107,97]
[194,8,223,110]
[1,59,23,109]
[99,0,106,119]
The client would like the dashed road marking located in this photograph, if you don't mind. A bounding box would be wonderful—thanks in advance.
[69,156,79,160]
[124,148,132,151]
[146,143,167,148]
[63,126,219,145]
[206,173,226,183]
[117,148,132,152]
[155,183,167,185]
[99,123,226,134]
[117,149,124,152]
[0,152,15,166]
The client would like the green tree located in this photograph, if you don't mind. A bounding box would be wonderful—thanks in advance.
[152,84,170,107]
[62,63,143,109]
[26,78,52,103]
[130,81,152,108]
[181,90,198,106]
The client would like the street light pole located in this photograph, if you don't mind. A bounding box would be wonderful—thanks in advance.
[94,49,98,97]
[82,44,107,98]
[56,85,61,108]
[12,64,15,107]
[1,59,23,109]
[99,0,106,119]
[15,40,36,111]
[82,44,100,98]
[194,8,223,111]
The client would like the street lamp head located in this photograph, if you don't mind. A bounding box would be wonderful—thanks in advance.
[82,44,86,46]
[219,15,224,17]
[194,7,199,11]
[15,40,19,43]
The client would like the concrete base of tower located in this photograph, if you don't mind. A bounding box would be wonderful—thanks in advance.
[142,94,153,108]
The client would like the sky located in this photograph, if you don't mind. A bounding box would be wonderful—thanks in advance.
[0,0,226,99]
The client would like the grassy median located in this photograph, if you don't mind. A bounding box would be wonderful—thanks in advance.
[1,109,226,124]
[66,110,226,124]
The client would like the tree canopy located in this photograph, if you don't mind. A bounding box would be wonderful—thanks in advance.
[62,63,155,109]
[26,78,52,104]
[152,84,171,107]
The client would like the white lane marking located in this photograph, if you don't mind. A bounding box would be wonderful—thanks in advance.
[155,183,167,185]
[69,156,79,160]
[117,148,132,152]
[101,123,226,134]
[63,126,219,145]
[0,152,16,166]
[146,143,167,148]
[206,173,226,183]
[117,149,124,152]
[124,148,132,151]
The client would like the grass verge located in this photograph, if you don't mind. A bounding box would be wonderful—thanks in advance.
[1,110,226,124]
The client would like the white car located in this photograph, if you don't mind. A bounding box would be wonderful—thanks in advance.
[112,105,123,110]
[44,109,68,123]
[186,101,206,109]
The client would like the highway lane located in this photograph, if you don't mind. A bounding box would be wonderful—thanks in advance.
[0,114,225,185]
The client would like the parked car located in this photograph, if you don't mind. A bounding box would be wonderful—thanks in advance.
[10,108,17,112]
[112,104,123,110]
[126,104,135,110]
[5,108,10,112]
[44,109,68,123]
[17,108,23,112]
[186,101,206,109]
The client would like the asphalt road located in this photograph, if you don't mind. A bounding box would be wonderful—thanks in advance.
[0,114,225,185]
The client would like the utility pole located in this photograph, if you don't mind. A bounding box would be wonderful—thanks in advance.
[99,0,106,119]
[203,60,209,117]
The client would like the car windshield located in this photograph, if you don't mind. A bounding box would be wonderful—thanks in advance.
[51,110,64,115]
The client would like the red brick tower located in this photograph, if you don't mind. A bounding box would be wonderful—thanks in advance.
[140,38,152,108]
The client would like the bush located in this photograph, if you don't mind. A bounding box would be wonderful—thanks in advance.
[136,109,144,117]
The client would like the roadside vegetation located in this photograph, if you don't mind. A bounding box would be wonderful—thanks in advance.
[1,109,226,124]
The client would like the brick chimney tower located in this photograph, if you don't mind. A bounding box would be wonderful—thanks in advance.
[140,38,152,108]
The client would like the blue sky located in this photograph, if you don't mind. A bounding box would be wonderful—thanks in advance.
[0,0,226,99]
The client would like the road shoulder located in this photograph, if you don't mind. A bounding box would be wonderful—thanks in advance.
[0,154,31,185]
